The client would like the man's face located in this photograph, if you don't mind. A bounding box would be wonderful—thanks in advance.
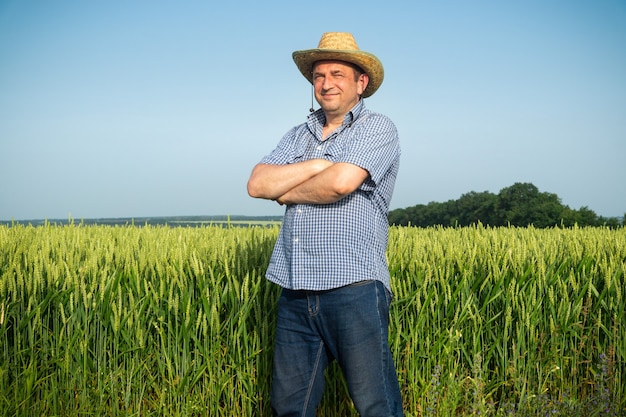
[312,60,369,118]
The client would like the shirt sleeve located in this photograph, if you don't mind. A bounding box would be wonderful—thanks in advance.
[259,126,300,165]
[338,113,400,190]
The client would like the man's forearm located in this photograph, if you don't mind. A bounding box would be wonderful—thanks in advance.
[276,162,370,205]
[276,174,343,205]
[247,159,333,200]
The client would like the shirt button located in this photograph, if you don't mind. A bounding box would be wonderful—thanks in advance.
[294,237,299,243]
[297,209,302,213]
[316,145,322,150]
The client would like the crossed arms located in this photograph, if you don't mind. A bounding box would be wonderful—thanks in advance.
[247,159,369,205]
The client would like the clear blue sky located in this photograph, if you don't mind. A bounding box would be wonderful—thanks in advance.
[1,0,625,220]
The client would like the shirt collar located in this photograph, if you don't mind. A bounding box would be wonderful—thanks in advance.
[346,98,365,124]
[307,99,366,129]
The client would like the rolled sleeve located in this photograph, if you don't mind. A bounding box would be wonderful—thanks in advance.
[339,114,400,190]
[259,126,301,165]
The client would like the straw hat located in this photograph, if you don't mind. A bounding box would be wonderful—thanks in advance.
[292,32,384,98]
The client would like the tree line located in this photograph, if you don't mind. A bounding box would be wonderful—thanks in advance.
[388,182,624,228]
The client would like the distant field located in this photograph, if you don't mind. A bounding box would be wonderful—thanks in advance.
[168,219,282,227]
[1,215,283,227]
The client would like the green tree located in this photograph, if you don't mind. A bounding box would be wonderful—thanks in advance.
[388,182,620,228]
[495,182,565,227]
[454,191,498,226]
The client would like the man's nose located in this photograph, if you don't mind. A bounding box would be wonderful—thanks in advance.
[321,76,334,90]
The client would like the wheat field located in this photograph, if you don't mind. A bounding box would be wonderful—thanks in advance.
[0,223,624,416]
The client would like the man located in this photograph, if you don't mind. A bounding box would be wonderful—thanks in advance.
[247,32,403,417]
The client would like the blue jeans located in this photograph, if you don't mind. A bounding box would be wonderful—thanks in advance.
[270,280,404,417]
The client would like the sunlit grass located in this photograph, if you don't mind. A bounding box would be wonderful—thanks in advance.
[0,223,623,416]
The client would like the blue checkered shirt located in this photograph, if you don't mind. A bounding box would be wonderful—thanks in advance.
[259,100,400,292]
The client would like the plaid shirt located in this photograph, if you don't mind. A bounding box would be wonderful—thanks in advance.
[259,100,400,292]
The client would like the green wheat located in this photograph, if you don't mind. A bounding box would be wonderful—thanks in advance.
[0,223,623,416]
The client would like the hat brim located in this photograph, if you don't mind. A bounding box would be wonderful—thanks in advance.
[292,49,384,98]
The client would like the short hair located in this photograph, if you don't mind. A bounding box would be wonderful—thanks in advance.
[312,60,366,81]
[349,63,365,81]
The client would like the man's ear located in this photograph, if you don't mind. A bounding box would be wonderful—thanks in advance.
[358,73,369,95]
